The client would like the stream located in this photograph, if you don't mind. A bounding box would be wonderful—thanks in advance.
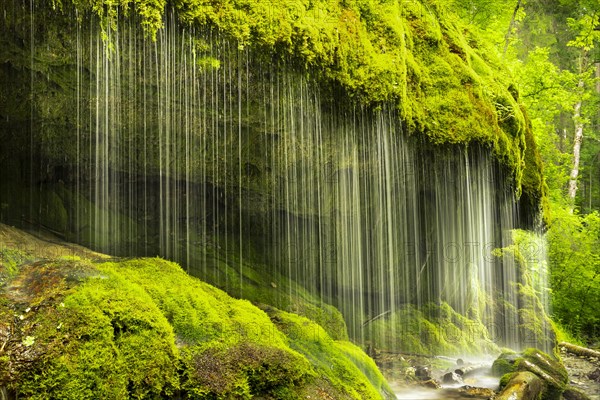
[391,356,499,400]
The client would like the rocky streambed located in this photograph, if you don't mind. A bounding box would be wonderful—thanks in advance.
[384,345,599,400]
[559,344,600,400]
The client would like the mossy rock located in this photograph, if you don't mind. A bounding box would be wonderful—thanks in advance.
[0,0,542,204]
[562,386,592,400]
[494,348,569,400]
[0,247,30,285]
[492,350,520,376]
[516,348,568,400]
[0,226,392,399]
[520,348,568,385]
[263,306,395,399]
[496,371,544,400]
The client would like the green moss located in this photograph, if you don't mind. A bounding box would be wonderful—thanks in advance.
[0,226,392,399]
[494,348,569,400]
[498,371,517,390]
[11,259,181,399]
[520,107,549,220]
[51,0,537,197]
[491,350,520,377]
[264,306,394,399]
[549,320,584,347]
[187,243,349,341]
[497,371,544,400]
[493,230,557,352]
[366,302,497,355]
[0,247,30,284]
[520,348,568,386]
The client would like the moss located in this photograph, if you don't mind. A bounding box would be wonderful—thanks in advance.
[520,107,549,222]
[0,227,392,398]
[94,258,315,397]
[493,230,557,352]
[499,371,517,390]
[6,259,181,399]
[549,320,584,348]
[366,302,498,355]
[492,350,520,377]
[520,348,568,386]
[186,243,349,341]
[497,371,544,400]
[0,247,30,285]
[264,306,395,399]
[494,348,569,400]
[28,0,539,197]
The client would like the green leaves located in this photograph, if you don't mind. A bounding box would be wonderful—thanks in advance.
[567,9,600,51]
[547,209,600,339]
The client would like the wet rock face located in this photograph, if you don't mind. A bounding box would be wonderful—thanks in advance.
[418,379,440,389]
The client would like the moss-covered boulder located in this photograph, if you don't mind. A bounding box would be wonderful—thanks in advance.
[492,349,521,376]
[494,348,569,400]
[0,225,392,399]
[496,371,544,400]
[263,306,394,399]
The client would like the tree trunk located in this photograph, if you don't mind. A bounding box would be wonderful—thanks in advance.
[568,79,585,212]
[559,342,600,359]
[596,61,600,94]
[503,0,522,56]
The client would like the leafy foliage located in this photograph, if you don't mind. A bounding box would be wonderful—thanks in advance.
[547,209,600,339]
[458,0,600,342]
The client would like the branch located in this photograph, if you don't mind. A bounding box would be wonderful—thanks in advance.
[503,0,522,56]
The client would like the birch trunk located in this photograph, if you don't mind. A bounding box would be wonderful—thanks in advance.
[568,79,585,212]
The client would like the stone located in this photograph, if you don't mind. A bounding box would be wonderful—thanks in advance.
[496,371,544,400]
[562,386,592,400]
[415,365,432,380]
[442,371,463,384]
[492,350,520,376]
[587,368,600,382]
[418,379,441,389]
[457,385,495,398]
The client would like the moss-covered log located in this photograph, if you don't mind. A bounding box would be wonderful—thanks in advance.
[559,342,600,359]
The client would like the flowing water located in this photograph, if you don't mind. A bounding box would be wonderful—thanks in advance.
[1,4,551,355]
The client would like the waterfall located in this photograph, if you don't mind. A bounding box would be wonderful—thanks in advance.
[1,4,551,354]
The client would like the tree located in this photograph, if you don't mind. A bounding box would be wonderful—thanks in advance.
[566,7,600,211]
